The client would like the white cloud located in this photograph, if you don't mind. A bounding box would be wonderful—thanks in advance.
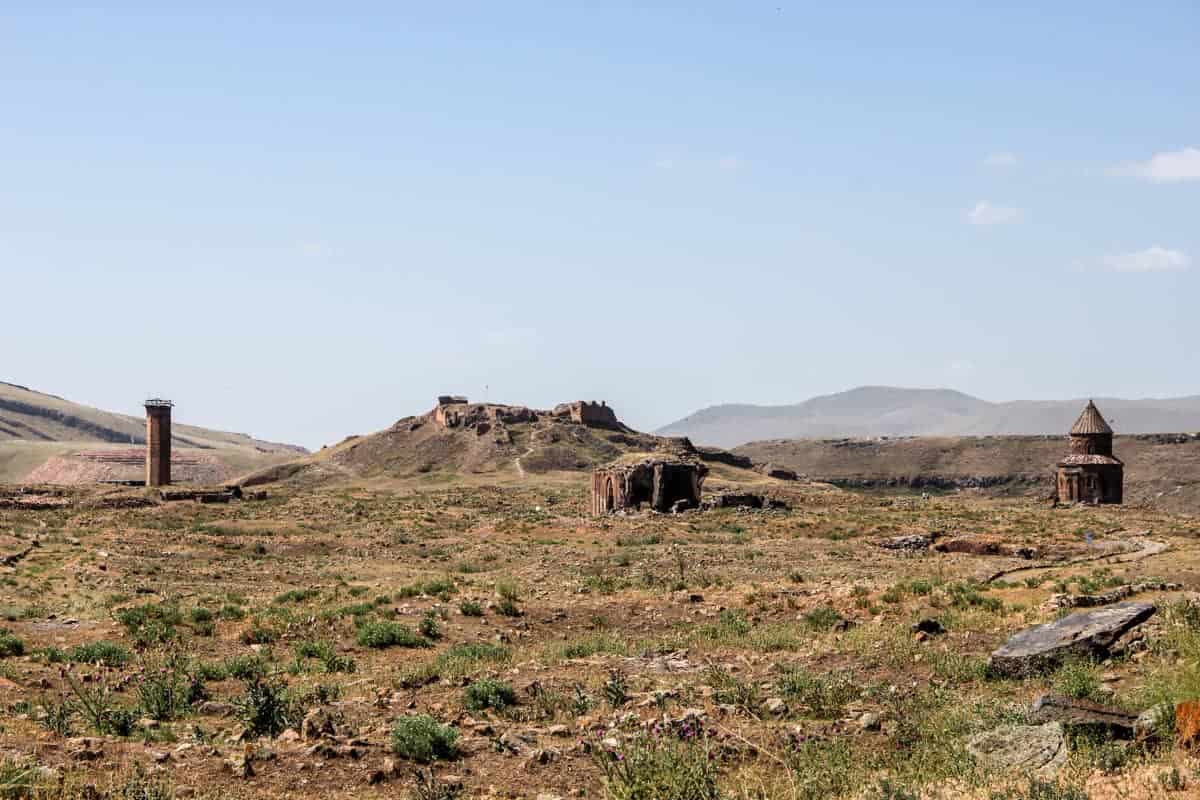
[1102,246,1190,273]
[1109,147,1200,183]
[966,201,1023,226]
[983,152,1018,168]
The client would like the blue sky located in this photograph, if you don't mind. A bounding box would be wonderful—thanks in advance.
[2,2,1197,449]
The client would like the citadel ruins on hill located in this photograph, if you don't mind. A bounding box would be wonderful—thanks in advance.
[431,395,621,433]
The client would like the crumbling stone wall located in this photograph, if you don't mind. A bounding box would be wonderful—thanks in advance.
[591,459,707,515]
[553,401,620,429]
[433,396,469,428]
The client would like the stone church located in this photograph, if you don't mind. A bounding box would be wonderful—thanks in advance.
[1055,400,1123,505]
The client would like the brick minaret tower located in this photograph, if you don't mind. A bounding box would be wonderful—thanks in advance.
[144,399,173,487]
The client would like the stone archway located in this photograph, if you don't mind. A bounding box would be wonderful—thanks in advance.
[604,477,616,512]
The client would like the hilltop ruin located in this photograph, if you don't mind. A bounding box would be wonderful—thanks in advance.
[432,396,627,434]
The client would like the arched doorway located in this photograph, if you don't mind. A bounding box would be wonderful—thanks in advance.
[604,478,616,512]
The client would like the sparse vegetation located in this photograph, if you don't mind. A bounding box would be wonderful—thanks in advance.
[0,435,1193,799]
[357,621,431,650]
[463,678,516,711]
[391,715,459,763]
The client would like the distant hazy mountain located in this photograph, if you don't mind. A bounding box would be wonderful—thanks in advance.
[656,386,1200,448]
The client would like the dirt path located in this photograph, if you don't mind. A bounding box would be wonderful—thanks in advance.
[514,446,534,479]
[984,535,1168,583]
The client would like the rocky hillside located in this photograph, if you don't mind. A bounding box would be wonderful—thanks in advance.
[659,386,1200,448]
[240,399,729,486]
[0,381,306,483]
[737,433,1200,512]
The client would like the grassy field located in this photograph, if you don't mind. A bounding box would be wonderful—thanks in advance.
[2,470,1200,799]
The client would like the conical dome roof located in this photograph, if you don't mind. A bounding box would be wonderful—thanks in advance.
[1070,400,1113,435]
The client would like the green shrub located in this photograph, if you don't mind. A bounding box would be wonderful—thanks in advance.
[496,579,520,602]
[66,672,137,737]
[240,622,278,645]
[593,729,720,800]
[397,578,457,602]
[434,643,511,678]
[459,599,484,617]
[705,667,759,714]
[785,736,861,800]
[1053,659,1101,700]
[293,640,356,674]
[69,641,131,667]
[222,653,271,682]
[234,677,298,739]
[0,757,43,800]
[717,609,751,635]
[419,611,442,640]
[802,605,843,631]
[326,603,373,625]
[559,634,628,660]
[138,656,193,721]
[946,582,1002,612]
[189,607,214,624]
[274,588,320,604]
[38,697,74,737]
[391,715,459,763]
[39,646,67,663]
[777,666,859,718]
[0,629,26,658]
[219,603,246,621]
[116,603,183,647]
[356,621,430,650]
[463,678,516,711]
[603,672,630,709]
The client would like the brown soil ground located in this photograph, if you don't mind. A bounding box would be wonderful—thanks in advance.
[2,469,1200,799]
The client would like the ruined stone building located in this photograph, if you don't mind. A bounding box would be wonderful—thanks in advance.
[591,458,708,515]
[433,396,470,428]
[1056,400,1123,505]
[431,396,539,434]
[552,401,620,429]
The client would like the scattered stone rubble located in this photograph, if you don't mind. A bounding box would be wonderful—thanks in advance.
[933,535,1037,559]
[702,492,788,511]
[875,533,934,552]
[1042,581,1180,612]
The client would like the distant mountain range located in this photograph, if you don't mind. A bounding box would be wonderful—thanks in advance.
[656,386,1200,448]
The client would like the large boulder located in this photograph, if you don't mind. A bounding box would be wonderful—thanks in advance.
[988,602,1155,678]
[967,722,1067,777]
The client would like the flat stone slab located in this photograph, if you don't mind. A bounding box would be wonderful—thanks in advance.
[988,602,1155,678]
[967,722,1066,777]
[1031,694,1138,737]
